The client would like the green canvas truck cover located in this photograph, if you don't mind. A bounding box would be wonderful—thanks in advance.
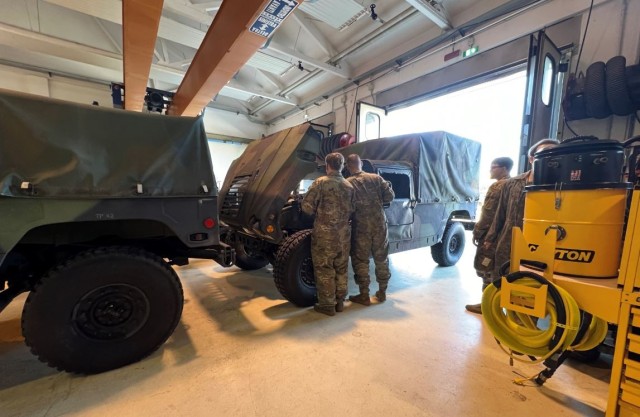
[341,131,481,204]
[0,89,215,198]
[220,124,480,246]
[219,124,321,243]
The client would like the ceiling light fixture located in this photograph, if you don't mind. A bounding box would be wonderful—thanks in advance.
[403,0,451,29]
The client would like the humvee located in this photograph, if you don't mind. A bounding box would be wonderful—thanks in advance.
[0,89,233,374]
[218,123,481,307]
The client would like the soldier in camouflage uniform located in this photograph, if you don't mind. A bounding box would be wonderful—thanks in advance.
[465,157,513,314]
[483,139,558,281]
[345,154,395,305]
[301,153,355,316]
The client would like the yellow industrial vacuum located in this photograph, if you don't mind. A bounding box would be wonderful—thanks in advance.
[481,136,640,416]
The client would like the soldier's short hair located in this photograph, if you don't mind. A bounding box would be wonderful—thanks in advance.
[528,138,559,157]
[346,154,362,168]
[492,157,513,172]
[325,152,345,171]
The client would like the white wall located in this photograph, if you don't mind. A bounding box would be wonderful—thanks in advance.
[202,110,265,141]
[207,140,247,190]
[0,64,50,96]
[267,0,639,140]
[559,0,640,140]
[0,64,267,140]
[2,0,637,141]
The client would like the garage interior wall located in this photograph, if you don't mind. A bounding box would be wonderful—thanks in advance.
[266,0,640,141]
[207,139,248,190]
[1,1,637,143]
[0,63,267,141]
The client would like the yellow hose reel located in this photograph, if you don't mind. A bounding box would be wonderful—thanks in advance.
[482,270,608,385]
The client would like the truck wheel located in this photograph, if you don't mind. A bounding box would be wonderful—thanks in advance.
[273,230,316,307]
[21,246,183,374]
[431,222,466,267]
[233,241,269,270]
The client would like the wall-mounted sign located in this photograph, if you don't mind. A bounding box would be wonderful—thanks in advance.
[463,46,479,58]
[250,0,298,38]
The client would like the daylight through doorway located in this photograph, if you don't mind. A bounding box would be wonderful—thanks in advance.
[385,71,527,197]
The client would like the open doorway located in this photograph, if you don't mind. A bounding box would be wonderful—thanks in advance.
[384,70,527,197]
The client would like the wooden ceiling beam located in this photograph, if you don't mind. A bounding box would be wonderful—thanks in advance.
[122,0,164,111]
[168,0,301,116]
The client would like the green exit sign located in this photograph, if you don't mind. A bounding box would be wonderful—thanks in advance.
[463,46,479,58]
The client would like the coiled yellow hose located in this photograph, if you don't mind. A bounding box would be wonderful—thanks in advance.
[482,272,608,364]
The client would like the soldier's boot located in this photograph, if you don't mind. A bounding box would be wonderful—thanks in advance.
[349,293,371,306]
[313,304,336,316]
[375,284,388,302]
[465,283,488,314]
[335,299,345,313]
[465,303,482,314]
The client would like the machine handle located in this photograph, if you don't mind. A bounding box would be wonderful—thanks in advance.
[561,135,599,144]
[623,135,640,148]
[544,225,567,241]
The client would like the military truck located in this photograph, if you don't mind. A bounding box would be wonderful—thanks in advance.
[218,124,481,307]
[0,89,233,374]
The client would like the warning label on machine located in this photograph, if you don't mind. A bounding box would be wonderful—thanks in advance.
[250,0,298,38]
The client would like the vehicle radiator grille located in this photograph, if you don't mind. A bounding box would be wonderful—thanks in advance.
[221,175,251,217]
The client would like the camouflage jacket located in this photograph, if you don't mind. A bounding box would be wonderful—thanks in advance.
[301,172,355,236]
[472,177,509,244]
[484,171,530,274]
[346,171,394,231]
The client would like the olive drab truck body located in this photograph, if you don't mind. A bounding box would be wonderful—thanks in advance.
[0,89,233,374]
[219,123,481,307]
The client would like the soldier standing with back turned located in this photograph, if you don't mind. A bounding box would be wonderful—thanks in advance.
[345,154,395,305]
[465,157,513,314]
[301,153,355,316]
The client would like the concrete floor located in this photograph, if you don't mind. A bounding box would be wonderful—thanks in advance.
[0,234,612,417]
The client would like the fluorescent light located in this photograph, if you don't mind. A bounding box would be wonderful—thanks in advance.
[404,0,451,29]
[298,0,367,30]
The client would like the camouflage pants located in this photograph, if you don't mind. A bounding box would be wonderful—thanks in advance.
[351,227,390,293]
[492,238,512,281]
[473,240,497,287]
[311,230,350,307]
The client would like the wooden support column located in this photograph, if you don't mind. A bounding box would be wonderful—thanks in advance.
[123,0,164,111]
[168,0,301,116]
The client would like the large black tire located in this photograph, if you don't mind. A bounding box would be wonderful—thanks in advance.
[233,240,269,270]
[22,246,183,374]
[584,61,611,119]
[431,222,466,267]
[626,65,640,106]
[273,230,316,307]
[606,56,635,116]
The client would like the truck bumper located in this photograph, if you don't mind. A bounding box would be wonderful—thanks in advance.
[188,242,236,267]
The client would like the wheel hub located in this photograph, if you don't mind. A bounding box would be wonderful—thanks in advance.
[73,284,150,341]
[449,235,459,253]
[300,256,315,287]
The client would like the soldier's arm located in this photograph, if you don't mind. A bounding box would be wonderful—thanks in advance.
[472,182,500,243]
[301,180,320,216]
[483,182,509,248]
[350,185,356,219]
[380,176,395,203]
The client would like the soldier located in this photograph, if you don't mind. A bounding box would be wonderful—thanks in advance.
[301,152,355,316]
[465,157,513,314]
[345,154,395,305]
[483,139,559,282]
